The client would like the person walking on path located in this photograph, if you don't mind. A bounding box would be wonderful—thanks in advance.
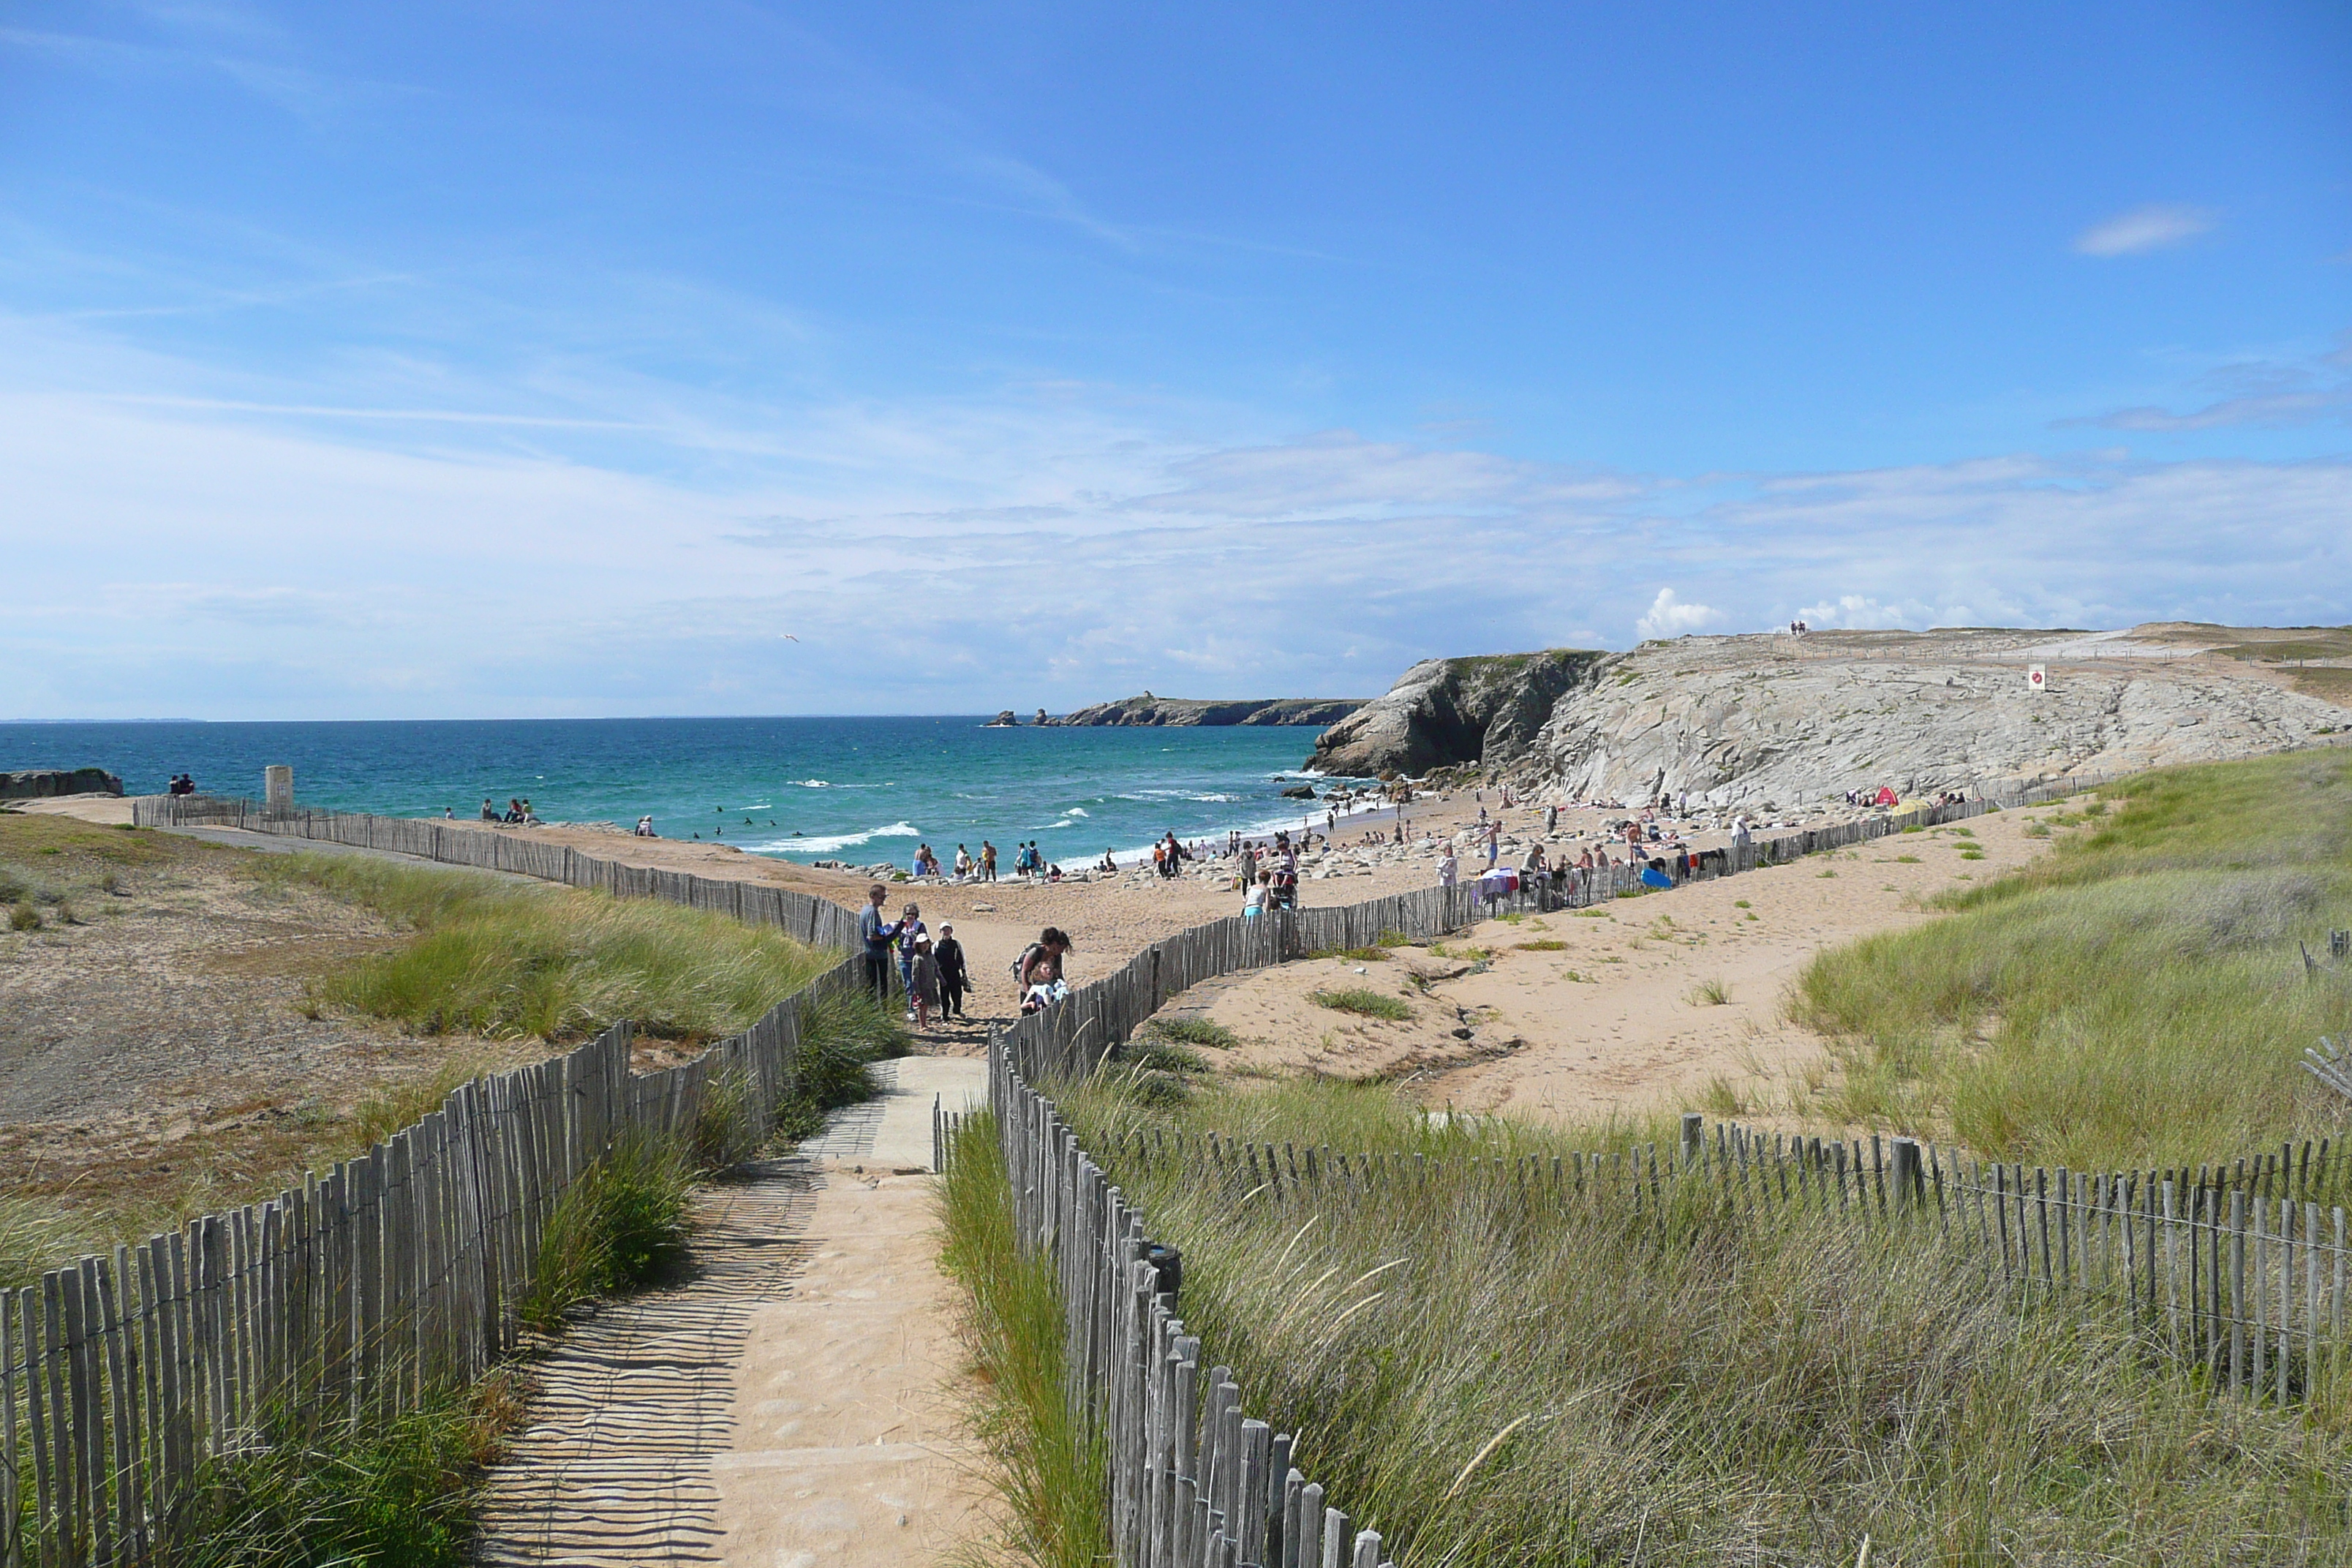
[908,936,942,1032]
[856,884,902,1003]
[894,902,927,1016]
[935,924,968,1019]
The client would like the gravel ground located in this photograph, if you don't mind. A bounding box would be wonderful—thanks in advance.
[0,812,531,1221]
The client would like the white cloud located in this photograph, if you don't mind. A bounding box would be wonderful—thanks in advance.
[1794,594,1954,630]
[4,314,2351,720]
[2074,203,2217,257]
[1635,589,1722,640]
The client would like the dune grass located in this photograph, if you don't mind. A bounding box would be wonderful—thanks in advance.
[1147,1017,1241,1051]
[1060,1074,2352,1567]
[938,1112,1109,1568]
[519,1131,696,1332]
[1795,750,2352,1169]
[160,1373,524,1568]
[1311,987,1414,1022]
[256,854,833,1044]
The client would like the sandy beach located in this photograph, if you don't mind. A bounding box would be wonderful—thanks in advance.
[29,783,2056,1134]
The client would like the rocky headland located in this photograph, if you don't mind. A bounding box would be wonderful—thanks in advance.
[1040,693,1366,728]
[1308,626,2352,806]
[1,767,124,801]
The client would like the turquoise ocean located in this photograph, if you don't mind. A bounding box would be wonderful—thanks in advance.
[0,717,1363,869]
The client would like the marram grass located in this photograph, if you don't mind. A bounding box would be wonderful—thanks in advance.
[256,853,833,1044]
[938,1112,1109,1568]
[1066,1076,2352,1568]
[1795,749,2352,1169]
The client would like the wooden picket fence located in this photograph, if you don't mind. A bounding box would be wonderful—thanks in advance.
[16,802,874,1567]
[129,796,869,951]
[988,1042,1402,1568]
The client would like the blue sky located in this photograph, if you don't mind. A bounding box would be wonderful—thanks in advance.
[3,1,2348,719]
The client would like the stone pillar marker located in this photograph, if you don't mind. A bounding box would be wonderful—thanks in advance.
[264,765,293,813]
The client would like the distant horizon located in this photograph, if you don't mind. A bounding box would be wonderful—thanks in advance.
[12,617,2348,727]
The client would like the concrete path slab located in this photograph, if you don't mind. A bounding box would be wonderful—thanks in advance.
[801,1056,987,1174]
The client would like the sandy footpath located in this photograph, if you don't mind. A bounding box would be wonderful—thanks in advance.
[1171,806,2057,1131]
[697,1059,998,1565]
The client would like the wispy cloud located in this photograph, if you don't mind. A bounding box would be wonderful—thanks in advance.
[4,304,2348,720]
[2065,333,2352,432]
[2074,203,2217,257]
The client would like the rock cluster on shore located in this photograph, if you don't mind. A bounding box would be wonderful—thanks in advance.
[1307,627,2351,805]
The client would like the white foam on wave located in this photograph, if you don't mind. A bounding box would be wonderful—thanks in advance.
[759,821,921,854]
[795,779,829,788]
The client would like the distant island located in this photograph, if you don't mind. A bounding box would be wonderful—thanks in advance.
[1035,693,1368,728]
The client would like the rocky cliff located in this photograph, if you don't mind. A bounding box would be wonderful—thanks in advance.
[1,767,124,800]
[1308,628,2351,804]
[1044,694,1367,727]
[1305,651,1608,775]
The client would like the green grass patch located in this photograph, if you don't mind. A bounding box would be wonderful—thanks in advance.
[259,855,832,1045]
[1686,976,1730,1006]
[1512,938,1567,951]
[1311,988,1414,1022]
[1310,945,1390,962]
[165,1374,522,1567]
[1795,750,2352,1167]
[1147,1017,1242,1051]
[938,1112,1109,1568]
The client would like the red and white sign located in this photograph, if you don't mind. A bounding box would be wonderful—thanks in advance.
[2027,665,2046,692]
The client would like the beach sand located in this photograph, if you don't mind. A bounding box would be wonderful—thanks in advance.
[1163,804,2053,1133]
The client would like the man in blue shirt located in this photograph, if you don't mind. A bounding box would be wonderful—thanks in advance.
[857,883,903,1001]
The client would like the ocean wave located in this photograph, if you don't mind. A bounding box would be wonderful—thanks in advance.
[761,821,921,854]
[1065,807,1090,817]
[794,779,829,788]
